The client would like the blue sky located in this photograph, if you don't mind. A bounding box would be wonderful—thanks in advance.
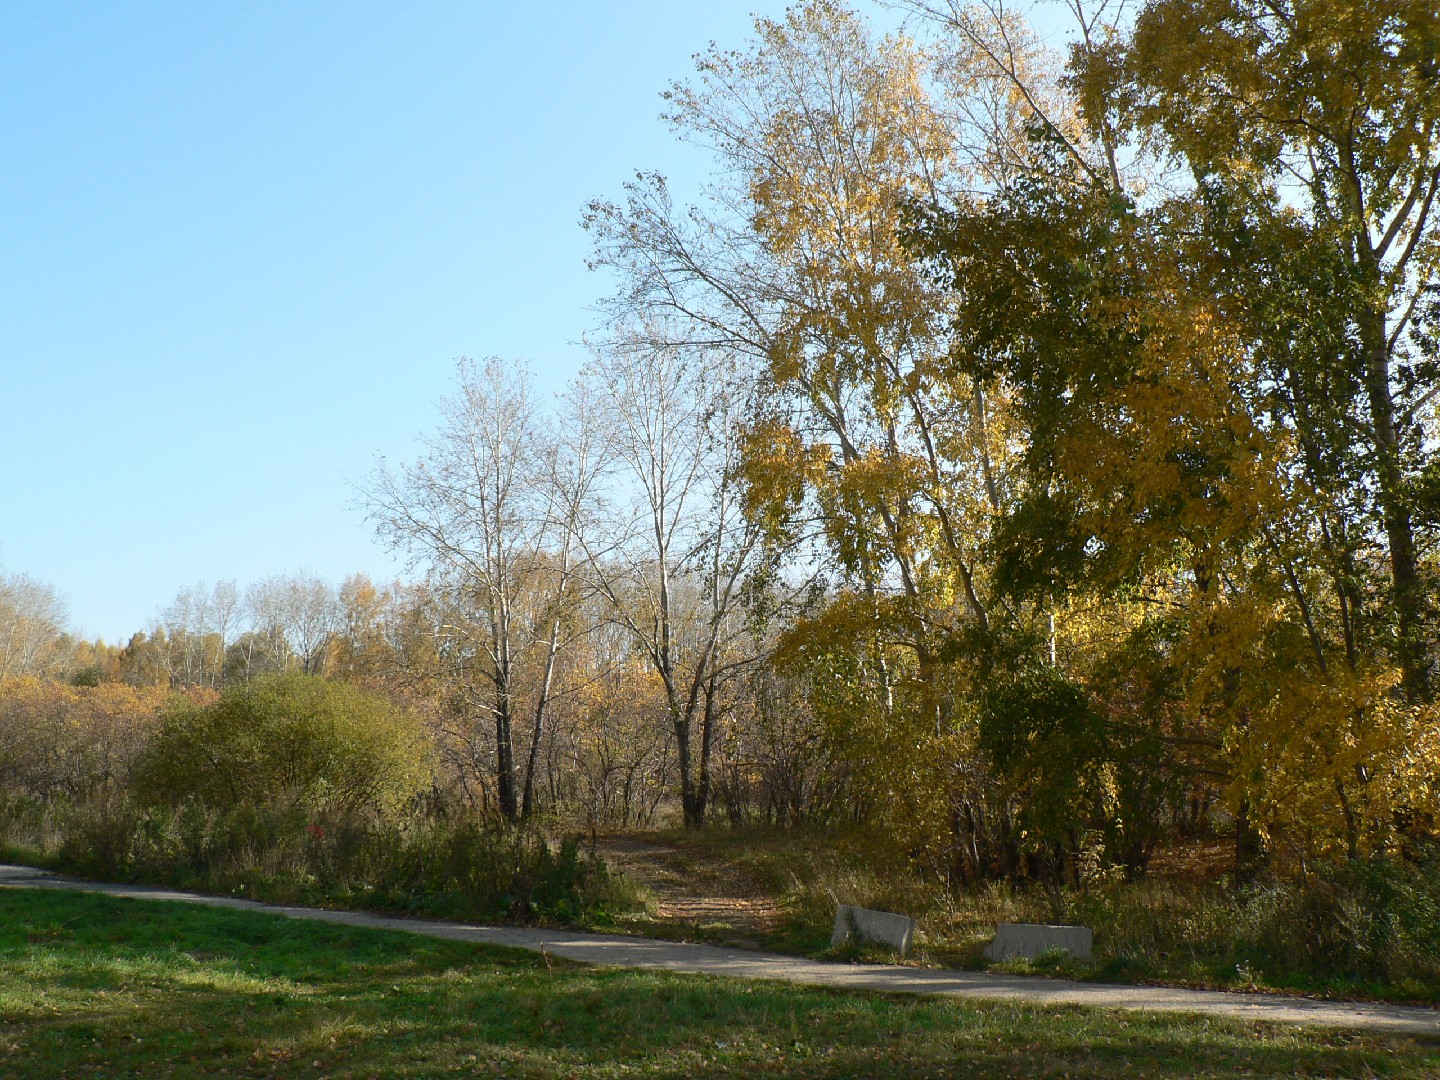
[2,1,909,643]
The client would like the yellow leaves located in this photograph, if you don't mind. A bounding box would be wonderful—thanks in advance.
[1168,592,1440,861]
[745,49,947,266]
[774,589,964,861]
[838,446,923,503]
[0,677,178,800]
[1051,277,1294,581]
[738,419,830,535]
[821,447,953,578]
[1237,674,1440,862]
[774,591,888,670]
[738,1,953,347]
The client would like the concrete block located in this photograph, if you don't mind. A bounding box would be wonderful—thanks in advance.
[983,922,1092,961]
[830,903,915,955]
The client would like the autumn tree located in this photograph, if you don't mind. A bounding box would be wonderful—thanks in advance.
[0,571,69,680]
[586,0,1053,850]
[1076,0,1440,701]
[368,359,595,822]
[578,333,765,827]
[547,648,674,828]
[899,0,1440,867]
[329,574,440,692]
[0,678,178,799]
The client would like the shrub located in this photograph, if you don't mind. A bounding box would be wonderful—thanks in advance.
[134,672,429,818]
[326,817,617,922]
[0,678,178,799]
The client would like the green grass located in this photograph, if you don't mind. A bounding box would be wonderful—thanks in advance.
[0,888,1436,1078]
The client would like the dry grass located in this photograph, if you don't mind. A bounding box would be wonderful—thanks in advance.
[596,826,1440,1003]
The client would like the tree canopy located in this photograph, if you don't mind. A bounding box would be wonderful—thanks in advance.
[7,0,1437,883]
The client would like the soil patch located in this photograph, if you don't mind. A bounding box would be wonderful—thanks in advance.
[594,834,783,943]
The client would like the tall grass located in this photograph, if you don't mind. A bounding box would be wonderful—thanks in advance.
[0,790,633,926]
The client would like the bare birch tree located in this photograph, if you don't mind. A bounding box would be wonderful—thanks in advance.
[580,333,764,827]
[0,571,68,680]
[157,579,240,686]
[368,358,595,822]
[243,573,341,676]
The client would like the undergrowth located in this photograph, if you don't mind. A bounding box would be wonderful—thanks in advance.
[7,793,1440,1005]
[642,823,1440,1003]
[0,791,635,927]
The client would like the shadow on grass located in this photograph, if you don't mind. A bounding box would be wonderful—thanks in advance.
[1,888,1436,1079]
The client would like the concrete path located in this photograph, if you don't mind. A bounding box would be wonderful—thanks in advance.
[3,863,1437,1038]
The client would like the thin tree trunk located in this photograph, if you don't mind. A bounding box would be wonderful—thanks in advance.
[1360,304,1429,700]
[494,610,519,822]
[697,673,720,828]
[495,696,518,822]
[674,708,700,827]
[1234,796,1264,887]
[520,579,567,821]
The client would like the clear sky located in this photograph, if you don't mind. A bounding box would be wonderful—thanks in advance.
[2,1,908,644]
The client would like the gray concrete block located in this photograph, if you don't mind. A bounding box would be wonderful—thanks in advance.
[983,922,1092,961]
[831,903,915,955]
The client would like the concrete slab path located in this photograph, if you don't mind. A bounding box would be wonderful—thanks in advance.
[3,863,1437,1038]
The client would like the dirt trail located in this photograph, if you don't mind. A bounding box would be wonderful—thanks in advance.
[594,836,783,944]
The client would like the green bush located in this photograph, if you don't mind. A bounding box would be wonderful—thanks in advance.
[1285,856,1440,980]
[133,672,429,818]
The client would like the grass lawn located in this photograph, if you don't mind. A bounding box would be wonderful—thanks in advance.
[0,888,1436,1078]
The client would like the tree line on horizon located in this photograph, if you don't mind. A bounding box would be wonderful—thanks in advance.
[3,0,1439,890]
